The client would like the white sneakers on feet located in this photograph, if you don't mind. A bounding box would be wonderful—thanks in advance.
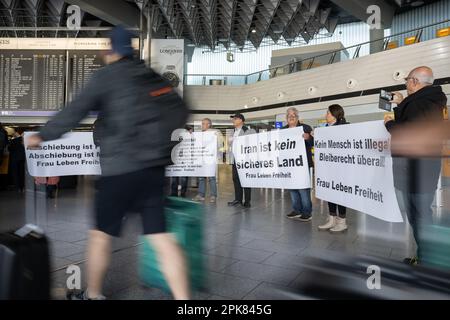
[329,217,348,233]
[192,195,205,202]
[210,196,216,203]
[318,215,336,230]
[318,215,348,233]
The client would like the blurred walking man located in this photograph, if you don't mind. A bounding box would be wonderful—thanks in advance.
[27,26,190,300]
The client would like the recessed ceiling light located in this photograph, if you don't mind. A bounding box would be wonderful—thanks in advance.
[187,43,196,47]
[252,29,257,33]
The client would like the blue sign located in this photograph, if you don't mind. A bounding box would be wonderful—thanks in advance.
[275,122,283,129]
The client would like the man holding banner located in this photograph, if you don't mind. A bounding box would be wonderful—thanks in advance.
[228,114,256,208]
[284,107,314,222]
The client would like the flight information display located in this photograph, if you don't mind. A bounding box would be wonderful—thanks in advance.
[68,51,106,102]
[0,50,66,111]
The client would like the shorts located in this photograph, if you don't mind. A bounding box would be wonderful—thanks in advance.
[95,166,166,237]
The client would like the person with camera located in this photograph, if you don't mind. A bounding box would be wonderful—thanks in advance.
[384,66,447,265]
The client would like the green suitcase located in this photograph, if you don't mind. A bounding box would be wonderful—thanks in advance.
[420,224,450,270]
[139,197,206,293]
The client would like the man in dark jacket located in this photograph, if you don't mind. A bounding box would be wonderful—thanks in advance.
[284,107,315,222]
[27,26,190,300]
[8,128,25,192]
[0,123,8,165]
[385,66,446,265]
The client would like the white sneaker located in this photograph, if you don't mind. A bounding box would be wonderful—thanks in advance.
[192,195,205,202]
[329,217,348,233]
[318,215,336,230]
[210,196,216,203]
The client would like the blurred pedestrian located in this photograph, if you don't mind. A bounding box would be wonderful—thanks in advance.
[8,128,26,193]
[27,25,190,300]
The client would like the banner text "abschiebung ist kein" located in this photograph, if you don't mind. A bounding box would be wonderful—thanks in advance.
[233,127,311,189]
[25,132,101,177]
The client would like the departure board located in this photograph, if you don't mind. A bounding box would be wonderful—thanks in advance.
[0,50,66,111]
[68,51,106,101]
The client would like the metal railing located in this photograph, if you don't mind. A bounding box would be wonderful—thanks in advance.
[184,19,450,86]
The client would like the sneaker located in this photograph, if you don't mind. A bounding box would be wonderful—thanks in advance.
[193,195,205,202]
[210,196,216,203]
[227,200,241,207]
[66,290,106,300]
[286,211,301,219]
[403,257,418,265]
[318,215,336,231]
[329,217,348,233]
[296,214,312,222]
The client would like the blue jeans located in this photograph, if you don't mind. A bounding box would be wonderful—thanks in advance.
[395,189,435,260]
[198,177,217,197]
[289,189,312,217]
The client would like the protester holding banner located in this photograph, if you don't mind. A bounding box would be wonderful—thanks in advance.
[193,118,220,203]
[228,113,256,208]
[170,125,192,197]
[8,128,26,193]
[384,66,447,265]
[318,104,350,233]
[284,107,314,222]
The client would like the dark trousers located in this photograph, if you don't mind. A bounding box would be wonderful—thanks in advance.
[232,164,251,204]
[170,177,188,197]
[10,160,25,191]
[328,202,347,218]
[395,189,434,260]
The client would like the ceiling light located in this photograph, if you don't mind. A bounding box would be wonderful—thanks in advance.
[410,0,424,6]
[252,29,257,33]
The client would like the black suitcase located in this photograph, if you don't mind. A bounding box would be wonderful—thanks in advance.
[0,176,51,300]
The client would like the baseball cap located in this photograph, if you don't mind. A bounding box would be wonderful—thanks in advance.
[109,25,134,57]
[230,113,245,122]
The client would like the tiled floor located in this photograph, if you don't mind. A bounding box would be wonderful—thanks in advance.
[1,166,449,300]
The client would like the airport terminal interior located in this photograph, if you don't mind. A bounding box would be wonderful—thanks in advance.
[0,0,450,300]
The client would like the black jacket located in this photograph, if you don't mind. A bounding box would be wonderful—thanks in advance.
[283,122,314,168]
[0,127,8,165]
[385,85,447,193]
[39,58,189,176]
[8,136,25,162]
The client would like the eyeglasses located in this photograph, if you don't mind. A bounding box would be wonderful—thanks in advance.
[404,77,417,83]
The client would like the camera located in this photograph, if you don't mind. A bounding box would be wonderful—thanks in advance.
[379,90,394,112]
[380,90,393,101]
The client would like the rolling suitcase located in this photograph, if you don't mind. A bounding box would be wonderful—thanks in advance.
[139,197,205,293]
[0,174,51,300]
[420,224,450,270]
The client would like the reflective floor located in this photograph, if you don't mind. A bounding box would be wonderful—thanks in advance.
[0,165,449,300]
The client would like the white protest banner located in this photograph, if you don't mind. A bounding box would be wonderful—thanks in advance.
[24,132,101,177]
[233,128,311,189]
[314,121,402,223]
[166,131,218,177]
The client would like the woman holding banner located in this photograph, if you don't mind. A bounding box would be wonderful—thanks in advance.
[318,104,350,233]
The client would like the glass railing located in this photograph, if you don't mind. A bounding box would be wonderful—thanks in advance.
[184,19,450,86]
